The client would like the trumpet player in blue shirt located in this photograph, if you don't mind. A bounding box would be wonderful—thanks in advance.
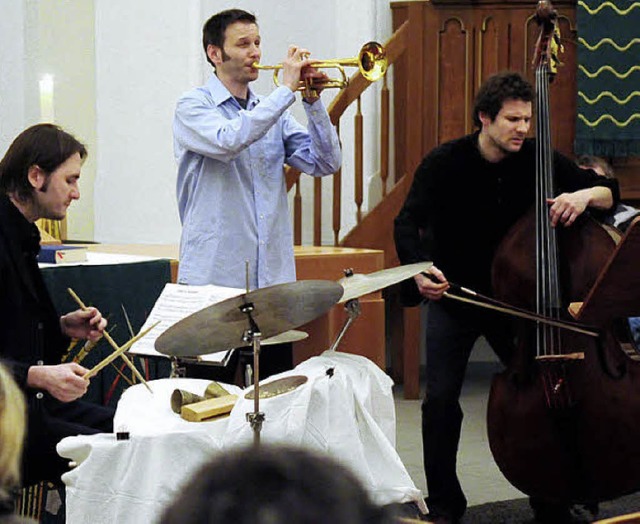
[173,8,341,290]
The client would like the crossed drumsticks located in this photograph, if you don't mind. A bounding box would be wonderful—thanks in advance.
[67,288,158,394]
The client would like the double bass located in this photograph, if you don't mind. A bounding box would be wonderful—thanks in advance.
[487,0,640,505]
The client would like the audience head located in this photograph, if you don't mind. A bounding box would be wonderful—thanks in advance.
[0,123,86,205]
[0,363,27,505]
[202,9,257,68]
[472,71,534,128]
[159,444,395,524]
[577,154,614,179]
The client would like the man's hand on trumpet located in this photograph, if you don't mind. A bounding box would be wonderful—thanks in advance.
[281,45,327,103]
[301,66,330,103]
[281,45,311,92]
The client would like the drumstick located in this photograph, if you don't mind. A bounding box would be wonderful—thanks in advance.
[76,336,134,385]
[62,338,80,363]
[82,322,159,380]
[67,288,154,392]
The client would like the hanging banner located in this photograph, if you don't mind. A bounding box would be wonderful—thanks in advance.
[575,1,640,157]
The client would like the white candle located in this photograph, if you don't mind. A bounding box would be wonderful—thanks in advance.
[39,74,55,123]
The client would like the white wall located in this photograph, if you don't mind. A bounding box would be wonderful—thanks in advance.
[0,1,26,155]
[38,1,97,240]
[93,0,201,243]
[1,1,97,240]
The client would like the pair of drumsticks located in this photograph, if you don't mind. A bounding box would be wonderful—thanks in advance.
[67,288,158,394]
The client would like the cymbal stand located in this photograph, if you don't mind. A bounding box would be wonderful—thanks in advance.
[169,357,186,378]
[239,301,264,447]
[327,298,361,352]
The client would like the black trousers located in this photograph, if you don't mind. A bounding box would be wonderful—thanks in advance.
[421,300,513,520]
[24,395,114,486]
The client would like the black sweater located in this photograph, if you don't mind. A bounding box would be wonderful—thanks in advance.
[394,133,619,295]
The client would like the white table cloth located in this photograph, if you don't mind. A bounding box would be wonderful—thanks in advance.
[58,352,426,523]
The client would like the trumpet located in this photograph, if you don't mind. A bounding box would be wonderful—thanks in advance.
[252,41,387,92]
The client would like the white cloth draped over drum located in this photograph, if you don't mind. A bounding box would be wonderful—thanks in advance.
[57,352,426,524]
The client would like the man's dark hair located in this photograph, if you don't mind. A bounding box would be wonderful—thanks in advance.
[0,123,87,203]
[159,445,395,524]
[202,9,257,68]
[472,71,534,128]
[577,154,614,179]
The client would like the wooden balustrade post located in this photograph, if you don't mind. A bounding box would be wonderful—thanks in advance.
[333,120,342,245]
[294,178,302,245]
[313,177,322,246]
[355,96,363,224]
[380,75,390,198]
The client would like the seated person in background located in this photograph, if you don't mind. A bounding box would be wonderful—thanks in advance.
[159,445,396,524]
[0,124,114,485]
[577,155,640,233]
[577,155,640,350]
[0,363,35,523]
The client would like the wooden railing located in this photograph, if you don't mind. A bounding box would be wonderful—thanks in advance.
[37,218,65,242]
[286,21,409,252]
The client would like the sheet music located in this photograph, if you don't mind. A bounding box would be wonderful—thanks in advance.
[129,283,244,359]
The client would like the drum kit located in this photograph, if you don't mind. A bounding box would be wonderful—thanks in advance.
[149,261,431,443]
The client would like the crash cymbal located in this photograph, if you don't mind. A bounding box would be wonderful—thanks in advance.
[155,280,342,357]
[338,261,433,303]
[244,375,308,399]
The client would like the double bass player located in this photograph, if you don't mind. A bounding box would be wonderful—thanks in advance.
[394,71,618,523]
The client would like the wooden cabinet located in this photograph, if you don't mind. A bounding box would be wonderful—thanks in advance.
[391,0,578,179]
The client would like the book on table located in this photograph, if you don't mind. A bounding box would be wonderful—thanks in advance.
[37,244,88,264]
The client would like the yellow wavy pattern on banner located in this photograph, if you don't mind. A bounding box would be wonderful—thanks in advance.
[578,1,640,16]
[578,91,640,105]
[579,64,640,79]
[578,113,640,128]
[579,37,640,52]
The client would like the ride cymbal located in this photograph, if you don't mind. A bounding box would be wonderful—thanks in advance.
[155,280,342,357]
[338,261,432,303]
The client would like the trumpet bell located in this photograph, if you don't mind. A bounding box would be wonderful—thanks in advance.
[358,41,387,82]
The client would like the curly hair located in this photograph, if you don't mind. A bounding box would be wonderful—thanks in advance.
[472,71,534,128]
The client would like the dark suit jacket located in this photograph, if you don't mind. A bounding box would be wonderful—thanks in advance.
[0,195,68,387]
[0,195,113,485]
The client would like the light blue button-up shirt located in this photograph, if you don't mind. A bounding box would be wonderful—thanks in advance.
[173,74,341,290]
